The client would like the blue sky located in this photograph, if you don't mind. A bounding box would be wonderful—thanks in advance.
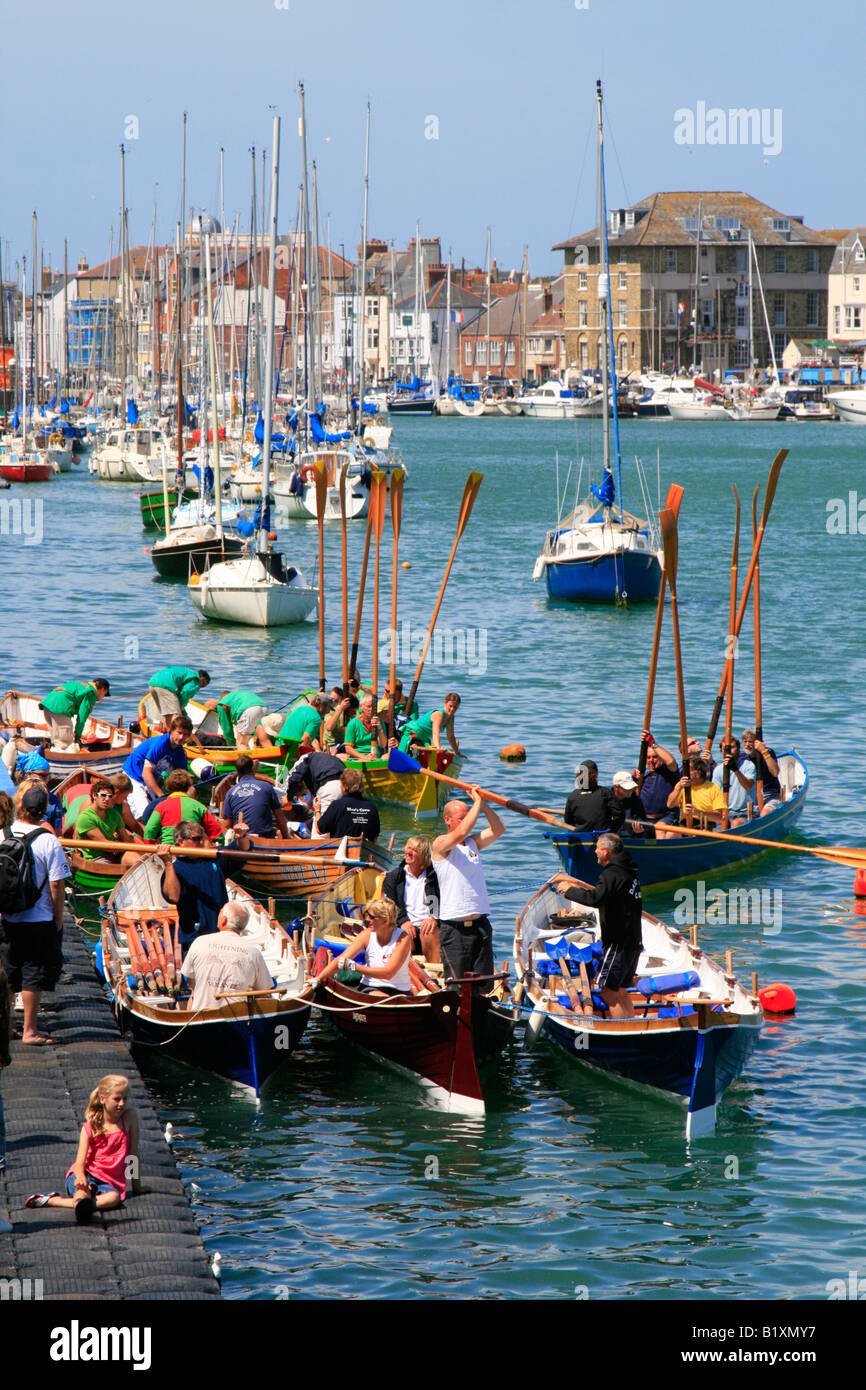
[1,0,862,280]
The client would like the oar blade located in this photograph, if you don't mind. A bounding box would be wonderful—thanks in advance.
[390,468,404,538]
[313,458,328,523]
[455,471,483,541]
[664,482,685,520]
[339,459,350,518]
[370,469,387,541]
[388,746,422,775]
[659,507,678,591]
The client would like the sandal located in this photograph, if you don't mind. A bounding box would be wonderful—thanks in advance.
[74,1195,94,1225]
[24,1192,59,1208]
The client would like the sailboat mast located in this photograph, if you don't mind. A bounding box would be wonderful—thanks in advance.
[21,255,27,450]
[259,114,281,553]
[204,233,223,537]
[120,144,127,415]
[596,85,611,487]
[596,79,624,521]
[748,229,755,376]
[485,226,491,391]
[357,101,371,429]
[299,83,315,417]
[445,253,451,388]
[521,244,528,385]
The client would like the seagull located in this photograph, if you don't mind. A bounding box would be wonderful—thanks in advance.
[164,1123,174,1146]
[211,1252,222,1283]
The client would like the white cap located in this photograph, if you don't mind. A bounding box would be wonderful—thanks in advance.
[612,770,638,791]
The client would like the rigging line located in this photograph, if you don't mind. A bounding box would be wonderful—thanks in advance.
[602,100,632,212]
[565,117,595,241]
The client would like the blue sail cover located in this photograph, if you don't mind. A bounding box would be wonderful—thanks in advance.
[127,398,138,425]
[309,413,350,444]
[48,395,56,409]
[254,411,264,444]
[10,406,19,430]
[182,397,196,427]
[591,469,616,508]
[236,498,271,538]
[351,399,378,413]
[60,398,70,414]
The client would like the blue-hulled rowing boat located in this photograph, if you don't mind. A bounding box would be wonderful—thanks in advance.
[515,876,762,1138]
[545,752,808,889]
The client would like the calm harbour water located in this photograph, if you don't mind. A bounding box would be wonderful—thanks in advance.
[6,413,866,1299]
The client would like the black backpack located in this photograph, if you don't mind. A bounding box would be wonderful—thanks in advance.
[0,827,52,915]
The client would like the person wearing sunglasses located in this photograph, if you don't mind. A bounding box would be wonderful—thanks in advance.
[73,778,148,870]
[157,818,251,950]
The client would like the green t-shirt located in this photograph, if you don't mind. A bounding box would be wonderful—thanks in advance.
[149,666,201,709]
[216,690,266,743]
[278,704,323,745]
[75,804,124,860]
[408,708,444,746]
[41,681,98,741]
[344,715,376,755]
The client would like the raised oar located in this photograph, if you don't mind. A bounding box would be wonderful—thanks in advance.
[705,448,787,754]
[751,484,765,812]
[387,747,572,830]
[404,471,483,715]
[388,468,405,740]
[314,458,328,692]
[721,485,741,828]
[369,471,388,709]
[659,506,690,822]
[629,817,866,873]
[349,473,380,680]
[58,837,355,868]
[339,459,350,692]
[639,482,684,775]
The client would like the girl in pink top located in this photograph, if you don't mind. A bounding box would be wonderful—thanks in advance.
[25,1074,141,1224]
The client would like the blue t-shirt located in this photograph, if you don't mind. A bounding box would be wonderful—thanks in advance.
[161,857,229,947]
[222,776,283,837]
[124,733,188,785]
[640,765,678,818]
[45,791,64,833]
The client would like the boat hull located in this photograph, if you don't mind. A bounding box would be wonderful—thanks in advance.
[547,754,808,888]
[544,550,661,603]
[150,533,246,579]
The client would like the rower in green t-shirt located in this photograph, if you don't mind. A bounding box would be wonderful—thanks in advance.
[344,694,386,761]
[206,690,270,747]
[276,693,332,750]
[40,678,111,747]
[398,692,461,755]
[148,665,210,716]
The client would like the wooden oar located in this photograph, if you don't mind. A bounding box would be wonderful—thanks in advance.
[349,472,380,680]
[404,471,483,714]
[369,471,388,711]
[388,468,405,740]
[339,460,350,692]
[314,458,328,692]
[630,817,866,872]
[58,836,356,868]
[387,747,571,829]
[721,485,741,828]
[705,448,787,753]
[639,483,684,774]
[751,484,765,812]
[659,506,690,821]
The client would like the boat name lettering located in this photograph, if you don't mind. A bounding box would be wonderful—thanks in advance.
[352,1011,366,1023]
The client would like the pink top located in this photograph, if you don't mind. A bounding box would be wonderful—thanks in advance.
[66,1116,129,1198]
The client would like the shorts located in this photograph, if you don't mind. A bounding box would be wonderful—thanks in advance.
[0,920,61,992]
[234,705,269,738]
[257,713,285,741]
[596,943,641,994]
[65,1171,120,1198]
[147,687,183,719]
[438,915,494,982]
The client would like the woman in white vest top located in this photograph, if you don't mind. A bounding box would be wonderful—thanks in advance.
[432,787,505,983]
[311,898,413,995]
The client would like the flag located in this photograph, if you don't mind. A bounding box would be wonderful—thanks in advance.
[451,310,464,324]
[677,302,685,318]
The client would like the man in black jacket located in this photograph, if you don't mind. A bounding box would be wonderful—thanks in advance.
[563,760,624,833]
[559,833,642,1018]
[381,836,440,962]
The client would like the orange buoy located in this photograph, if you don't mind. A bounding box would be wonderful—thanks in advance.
[759,982,796,1014]
[854,868,866,897]
[500,744,526,762]
[401,560,411,569]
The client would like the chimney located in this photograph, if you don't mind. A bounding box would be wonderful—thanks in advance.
[77,254,89,273]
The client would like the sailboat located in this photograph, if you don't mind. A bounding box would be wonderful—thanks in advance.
[187,116,317,627]
[532,82,662,605]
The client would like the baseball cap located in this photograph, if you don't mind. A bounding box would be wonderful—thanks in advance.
[612,770,638,791]
[21,785,49,815]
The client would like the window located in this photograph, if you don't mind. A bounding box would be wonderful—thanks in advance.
[806,293,819,327]
[544,338,553,352]
[619,340,628,372]
[665,249,677,273]
[684,216,700,235]
[772,217,790,235]
[774,250,786,274]
[464,341,472,365]
[855,241,865,262]
[773,332,787,360]
[854,278,861,293]
[834,306,841,334]
[431,323,438,343]
[366,328,378,350]
[807,249,819,274]
[736,304,747,328]
[505,341,516,365]
[732,342,749,367]
[619,249,627,264]
[477,341,487,363]
[578,272,587,289]
[735,250,747,274]
[773,293,786,327]
[489,340,501,364]
[664,291,678,326]
[845,305,864,330]
[618,272,627,290]
[618,300,627,327]
[715,216,741,233]
[578,300,588,327]
[580,340,588,370]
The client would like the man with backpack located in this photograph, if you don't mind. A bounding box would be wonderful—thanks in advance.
[0,785,70,1045]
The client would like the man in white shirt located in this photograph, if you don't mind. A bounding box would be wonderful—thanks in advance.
[0,785,70,1044]
[180,901,274,1012]
[712,736,756,827]
[432,787,504,983]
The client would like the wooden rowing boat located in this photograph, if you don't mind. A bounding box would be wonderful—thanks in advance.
[546,752,808,890]
[306,868,515,1115]
[99,853,313,1097]
[514,875,762,1138]
[352,747,464,817]
[0,689,138,780]
[136,696,287,777]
